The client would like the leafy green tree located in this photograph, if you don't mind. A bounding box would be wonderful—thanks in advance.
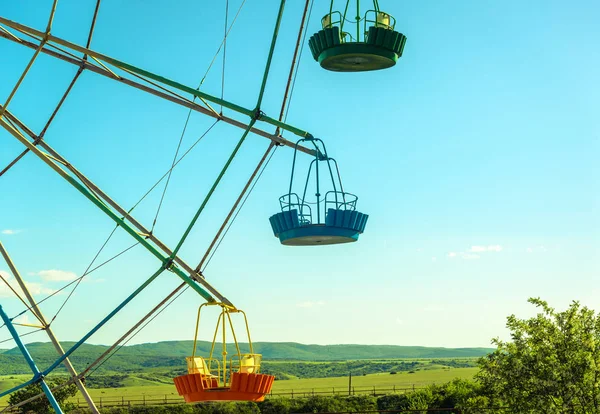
[8,377,77,413]
[477,297,600,413]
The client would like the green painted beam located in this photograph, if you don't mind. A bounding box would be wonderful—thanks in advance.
[0,16,312,139]
[0,118,217,303]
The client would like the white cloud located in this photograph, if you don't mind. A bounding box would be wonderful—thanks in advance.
[395,318,404,325]
[526,246,547,254]
[431,257,437,262]
[469,245,502,253]
[0,270,57,298]
[1,229,21,235]
[526,247,533,253]
[25,283,57,296]
[296,300,325,308]
[447,252,457,258]
[35,269,77,282]
[0,270,16,298]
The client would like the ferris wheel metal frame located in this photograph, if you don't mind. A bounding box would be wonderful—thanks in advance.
[0,0,399,410]
[0,0,322,411]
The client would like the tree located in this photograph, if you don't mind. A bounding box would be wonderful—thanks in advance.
[476,298,600,413]
[8,377,77,413]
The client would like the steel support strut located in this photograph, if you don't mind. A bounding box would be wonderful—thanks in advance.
[0,29,317,157]
[0,16,322,155]
[0,306,64,413]
[0,113,230,306]
[169,0,288,260]
[0,242,100,413]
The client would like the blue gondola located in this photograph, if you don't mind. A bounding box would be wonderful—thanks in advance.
[269,137,368,246]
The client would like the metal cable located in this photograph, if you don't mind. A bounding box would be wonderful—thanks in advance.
[0,328,43,346]
[198,1,312,270]
[141,119,219,225]
[81,139,270,375]
[1,1,290,407]
[8,242,139,325]
[0,274,35,321]
[86,285,190,377]
[40,118,218,322]
[150,113,191,233]
[284,0,315,124]
[7,117,218,325]
[220,0,229,112]
[49,226,136,324]
[0,282,191,411]
[151,0,239,230]
[202,146,278,271]
[199,0,247,87]
[0,0,101,178]
[54,0,278,376]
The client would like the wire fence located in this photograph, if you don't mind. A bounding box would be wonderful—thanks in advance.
[269,384,424,398]
[0,384,429,411]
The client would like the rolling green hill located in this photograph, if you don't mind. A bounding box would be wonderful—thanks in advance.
[0,341,493,375]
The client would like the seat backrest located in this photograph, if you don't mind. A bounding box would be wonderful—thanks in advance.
[186,356,212,376]
[322,14,332,29]
[376,12,392,30]
[239,355,256,374]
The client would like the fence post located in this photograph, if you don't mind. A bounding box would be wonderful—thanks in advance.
[312,388,315,396]
[291,389,294,399]
[99,397,102,408]
[165,394,167,404]
[393,385,395,393]
[143,395,146,406]
[352,386,355,395]
[373,386,376,396]
[332,387,335,396]
[413,384,415,392]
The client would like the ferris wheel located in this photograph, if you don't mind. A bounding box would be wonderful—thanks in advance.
[0,0,406,411]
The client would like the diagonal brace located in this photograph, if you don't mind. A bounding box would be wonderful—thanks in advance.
[0,113,232,306]
[0,16,314,140]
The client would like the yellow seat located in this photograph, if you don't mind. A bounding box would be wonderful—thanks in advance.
[376,12,392,30]
[186,356,212,376]
[239,354,262,374]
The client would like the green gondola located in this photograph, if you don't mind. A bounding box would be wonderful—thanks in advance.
[308,1,407,72]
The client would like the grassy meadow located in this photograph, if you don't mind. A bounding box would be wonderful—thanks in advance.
[0,366,478,406]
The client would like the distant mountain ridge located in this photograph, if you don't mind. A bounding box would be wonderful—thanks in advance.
[0,341,494,375]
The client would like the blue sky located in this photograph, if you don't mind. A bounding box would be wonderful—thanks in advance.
[0,0,598,350]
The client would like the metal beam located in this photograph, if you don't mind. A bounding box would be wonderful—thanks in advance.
[0,30,318,158]
[0,17,318,144]
[0,242,100,414]
[1,107,232,307]
[0,306,64,413]
[0,116,229,306]
[41,266,166,376]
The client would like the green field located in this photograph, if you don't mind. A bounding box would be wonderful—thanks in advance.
[0,367,478,406]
